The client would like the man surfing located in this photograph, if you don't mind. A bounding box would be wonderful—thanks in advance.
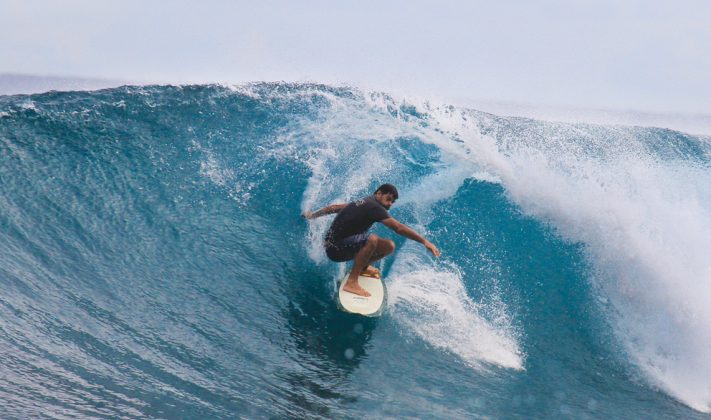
[303,184,441,297]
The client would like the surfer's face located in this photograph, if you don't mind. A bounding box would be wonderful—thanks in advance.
[375,192,396,209]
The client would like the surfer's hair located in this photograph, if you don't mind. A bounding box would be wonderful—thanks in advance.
[374,183,399,199]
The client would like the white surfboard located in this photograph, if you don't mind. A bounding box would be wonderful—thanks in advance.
[337,274,387,317]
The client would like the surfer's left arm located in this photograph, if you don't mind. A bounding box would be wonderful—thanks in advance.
[381,217,441,257]
[302,203,347,220]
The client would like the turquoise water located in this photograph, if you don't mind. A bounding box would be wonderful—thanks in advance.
[0,83,709,418]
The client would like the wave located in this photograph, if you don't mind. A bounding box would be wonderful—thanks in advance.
[0,83,709,417]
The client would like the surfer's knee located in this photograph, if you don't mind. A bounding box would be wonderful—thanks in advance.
[366,234,379,248]
[384,239,395,255]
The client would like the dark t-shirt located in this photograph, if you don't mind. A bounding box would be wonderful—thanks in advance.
[325,196,390,242]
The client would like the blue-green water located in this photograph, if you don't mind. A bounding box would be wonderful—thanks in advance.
[0,83,709,418]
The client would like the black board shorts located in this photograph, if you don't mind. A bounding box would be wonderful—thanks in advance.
[325,233,370,262]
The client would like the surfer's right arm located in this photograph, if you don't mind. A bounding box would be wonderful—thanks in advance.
[302,203,347,220]
[381,217,441,257]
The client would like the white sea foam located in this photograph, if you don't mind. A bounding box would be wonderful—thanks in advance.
[388,246,524,370]
[19,100,36,111]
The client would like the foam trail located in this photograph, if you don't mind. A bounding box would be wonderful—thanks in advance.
[388,244,523,370]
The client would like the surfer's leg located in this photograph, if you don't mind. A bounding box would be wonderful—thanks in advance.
[343,234,378,297]
[361,238,395,277]
[368,238,395,264]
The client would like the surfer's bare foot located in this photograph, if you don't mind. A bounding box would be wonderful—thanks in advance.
[343,281,371,297]
[360,265,380,278]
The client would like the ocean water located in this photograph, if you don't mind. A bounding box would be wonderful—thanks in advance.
[0,83,709,419]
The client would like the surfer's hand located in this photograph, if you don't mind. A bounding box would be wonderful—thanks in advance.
[301,211,313,219]
[424,241,441,257]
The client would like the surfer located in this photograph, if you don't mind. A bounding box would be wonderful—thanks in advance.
[303,184,441,297]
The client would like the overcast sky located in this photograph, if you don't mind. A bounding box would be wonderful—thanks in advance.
[2,0,710,115]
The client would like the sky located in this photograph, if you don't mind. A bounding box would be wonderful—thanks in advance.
[2,0,711,115]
